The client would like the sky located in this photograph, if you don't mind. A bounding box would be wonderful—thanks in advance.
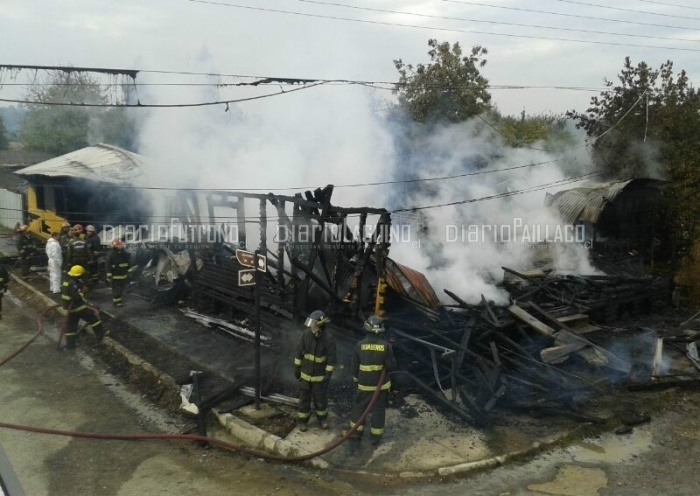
[0,0,693,301]
[1,0,699,115]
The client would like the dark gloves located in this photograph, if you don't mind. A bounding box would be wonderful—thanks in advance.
[294,368,301,380]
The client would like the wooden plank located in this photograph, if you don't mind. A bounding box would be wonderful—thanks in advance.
[508,304,555,336]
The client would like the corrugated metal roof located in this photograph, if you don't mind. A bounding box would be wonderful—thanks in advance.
[546,179,663,224]
[14,143,147,184]
[386,258,441,309]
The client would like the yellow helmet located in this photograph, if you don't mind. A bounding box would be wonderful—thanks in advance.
[67,265,86,278]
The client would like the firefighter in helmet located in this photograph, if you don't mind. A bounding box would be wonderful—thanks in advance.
[106,239,130,307]
[61,265,106,349]
[67,225,90,280]
[16,225,35,279]
[85,225,101,286]
[294,310,336,431]
[342,315,396,445]
[59,220,71,270]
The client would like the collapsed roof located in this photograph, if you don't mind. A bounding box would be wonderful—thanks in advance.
[545,178,666,225]
[14,143,147,184]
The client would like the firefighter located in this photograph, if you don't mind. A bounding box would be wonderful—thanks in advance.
[105,239,130,307]
[67,225,90,280]
[59,220,71,270]
[61,265,106,349]
[16,225,35,280]
[0,264,8,320]
[294,310,336,431]
[342,315,397,445]
[85,225,101,286]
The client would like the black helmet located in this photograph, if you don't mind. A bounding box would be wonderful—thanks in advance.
[305,310,330,330]
[364,315,385,334]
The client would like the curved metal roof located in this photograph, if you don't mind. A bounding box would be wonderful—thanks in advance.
[15,143,147,184]
[546,178,664,224]
[386,258,441,309]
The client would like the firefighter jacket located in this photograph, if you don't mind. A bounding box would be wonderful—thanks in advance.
[106,249,130,280]
[59,230,71,256]
[85,233,102,261]
[351,334,396,392]
[67,236,89,267]
[17,234,35,258]
[61,277,88,313]
[294,328,337,383]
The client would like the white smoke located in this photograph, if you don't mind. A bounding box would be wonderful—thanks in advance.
[131,64,599,304]
[388,119,600,304]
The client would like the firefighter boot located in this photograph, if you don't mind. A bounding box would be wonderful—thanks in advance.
[94,327,106,343]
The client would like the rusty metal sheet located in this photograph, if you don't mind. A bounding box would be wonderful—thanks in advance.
[385,258,441,309]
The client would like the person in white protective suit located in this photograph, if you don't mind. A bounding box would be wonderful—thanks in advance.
[45,231,63,294]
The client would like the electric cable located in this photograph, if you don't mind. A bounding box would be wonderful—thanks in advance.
[440,0,700,31]
[0,172,598,222]
[0,82,326,108]
[187,0,700,52]
[282,0,700,44]
[633,0,700,10]
[549,0,700,21]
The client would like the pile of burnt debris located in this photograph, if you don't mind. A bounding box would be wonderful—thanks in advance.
[116,185,699,426]
[397,267,682,426]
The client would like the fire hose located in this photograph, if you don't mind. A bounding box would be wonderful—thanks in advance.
[0,304,387,462]
[0,304,60,367]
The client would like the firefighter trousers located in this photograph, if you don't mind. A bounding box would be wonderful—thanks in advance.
[111,278,127,306]
[65,307,105,349]
[297,380,329,424]
[350,389,388,441]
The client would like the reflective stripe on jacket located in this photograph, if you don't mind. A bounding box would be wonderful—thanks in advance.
[294,328,337,383]
[106,249,130,279]
[61,278,87,313]
[351,334,396,392]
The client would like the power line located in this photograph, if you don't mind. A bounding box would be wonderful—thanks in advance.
[0,82,325,108]
[633,0,700,10]
[440,0,700,32]
[0,173,600,220]
[282,0,700,44]
[549,0,700,21]
[391,172,601,212]
[13,158,572,195]
[187,0,700,52]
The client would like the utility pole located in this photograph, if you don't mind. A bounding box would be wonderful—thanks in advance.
[253,249,261,410]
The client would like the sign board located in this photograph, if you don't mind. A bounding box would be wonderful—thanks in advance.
[236,249,267,273]
[255,254,267,273]
[236,249,255,268]
[238,269,256,287]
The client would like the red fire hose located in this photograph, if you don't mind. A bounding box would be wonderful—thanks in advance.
[0,304,60,367]
[0,304,388,462]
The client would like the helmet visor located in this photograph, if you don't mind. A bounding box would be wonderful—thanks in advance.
[304,317,318,329]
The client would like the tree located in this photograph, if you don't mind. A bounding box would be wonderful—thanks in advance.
[567,57,699,179]
[0,114,8,150]
[20,70,137,154]
[493,110,574,151]
[568,58,700,268]
[393,39,492,124]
